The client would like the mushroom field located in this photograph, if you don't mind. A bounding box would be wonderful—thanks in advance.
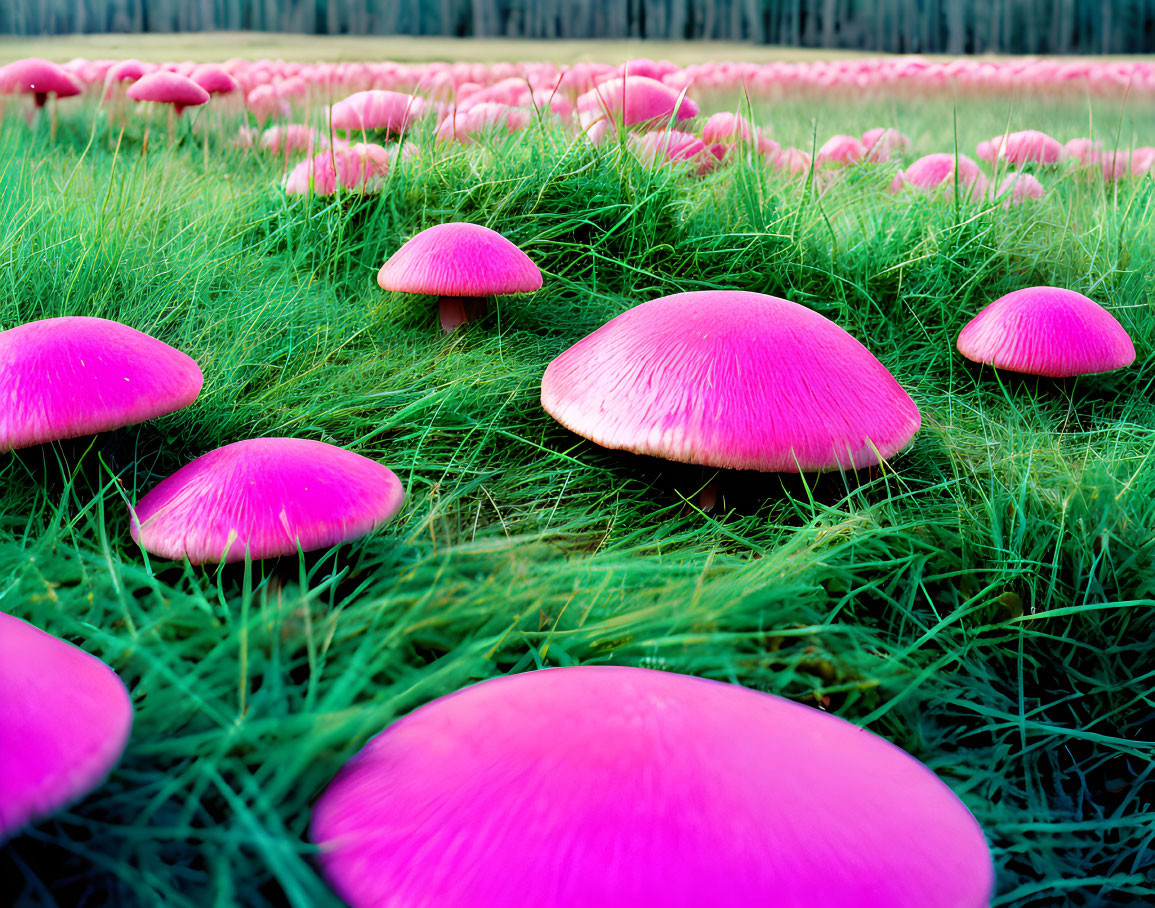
[1,52,1154,907]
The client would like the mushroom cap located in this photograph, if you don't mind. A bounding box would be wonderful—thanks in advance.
[126,71,209,110]
[978,129,1064,166]
[816,133,867,166]
[131,437,405,564]
[900,152,987,199]
[577,76,698,130]
[0,57,82,100]
[311,666,994,908]
[0,316,203,453]
[329,89,427,133]
[541,290,920,472]
[190,64,238,96]
[0,612,133,839]
[957,286,1135,377]
[377,222,542,298]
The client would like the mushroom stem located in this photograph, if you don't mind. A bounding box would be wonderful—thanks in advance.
[698,480,718,512]
[166,105,175,146]
[438,296,487,333]
[49,97,57,142]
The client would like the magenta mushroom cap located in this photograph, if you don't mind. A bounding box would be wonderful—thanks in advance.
[130,437,405,564]
[377,222,543,298]
[0,316,204,453]
[0,613,133,839]
[0,57,82,102]
[329,89,427,133]
[541,291,921,472]
[126,71,210,111]
[311,666,994,908]
[190,64,238,96]
[957,286,1136,377]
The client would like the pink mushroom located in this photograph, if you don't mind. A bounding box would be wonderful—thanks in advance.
[0,316,203,453]
[816,133,867,167]
[311,666,993,908]
[329,89,427,136]
[898,153,988,201]
[976,129,1064,166]
[541,290,920,472]
[957,286,1135,377]
[630,129,719,176]
[0,57,81,109]
[283,146,396,196]
[190,64,238,98]
[861,127,910,162]
[126,71,210,117]
[377,222,542,332]
[992,172,1046,207]
[131,437,405,564]
[577,75,698,139]
[0,612,133,839]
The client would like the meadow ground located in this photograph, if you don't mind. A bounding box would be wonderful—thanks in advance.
[1,46,1154,908]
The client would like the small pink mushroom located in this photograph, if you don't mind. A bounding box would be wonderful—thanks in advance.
[126,71,209,116]
[329,89,427,135]
[957,286,1135,377]
[899,153,988,201]
[992,172,1046,207]
[131,437,405,564]
[377,222,542,332]
[816,134,867,167]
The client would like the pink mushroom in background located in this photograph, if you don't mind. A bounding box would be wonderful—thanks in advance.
[246,83,290,128]
[104,58,150,93]
[434,102,532,144]
[311,666,993,908]
[0,57,81,109]
[1064,137,1101,166]
[190,64,238,98]
[816,133,867,166]
[773,147,813,178]
[0,612,133,839]
[701,111,757,145]
[131,437,405,564]
[329,89,427,136]
[577,75,698,140]
[283,146,391,196]
[126,71,209,117]
[630,129,719,176]
[992,172,1046,207]
[898,153,988,200]
[0,316,203,453]
[957,286,1136,377]
[542,290,920,473]
[378,222,542,332]
[259,124,329,156]
[977,129,1064,166]
[861,127,911,162]
[1100,147,1155,180]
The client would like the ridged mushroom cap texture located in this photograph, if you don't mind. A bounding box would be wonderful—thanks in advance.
[957,286,1136,377]
[0,316,204,453]
[377,223,542,298]
[126,71,210,109]
[577,76,699,128]
[0,612,133,840]
[329,89,427,132]
[131,437,405,564]
[311,666,994,908]
[541,291,921,472]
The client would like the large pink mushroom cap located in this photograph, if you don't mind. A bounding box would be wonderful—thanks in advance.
[190,64,238,96]
[126,71,209,115]
[577,76,698,134]
[378,222,542,332]
[0,612,133,839]
[131,437,405,564]
[0,316,203,453]
[0,57,81,107]
[311,666,994,908]
[541,291,921,472]
[957,286,1135,377]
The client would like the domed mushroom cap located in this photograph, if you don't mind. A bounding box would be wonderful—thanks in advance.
[311,666,994,908]
[0,613,133,839]
[541,291,920,472]
[377,223,542,298]
[329,89,427,133]
[126,71,209,112]
[577,76,698,130]
[131,437,405,564]
[0,316,203,453]
[957,286,1135,377]
[0,57,81,104]
[190,64,238,96]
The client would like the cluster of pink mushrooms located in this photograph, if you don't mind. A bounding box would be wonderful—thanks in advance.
[0,198,1137,901]
[0,50,1145,906]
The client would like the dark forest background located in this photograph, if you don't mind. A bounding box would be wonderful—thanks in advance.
[2,0,1154,53]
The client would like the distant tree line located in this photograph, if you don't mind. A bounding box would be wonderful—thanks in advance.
[3,0,1153,54]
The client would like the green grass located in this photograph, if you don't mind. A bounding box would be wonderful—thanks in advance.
[1,87,1153,907]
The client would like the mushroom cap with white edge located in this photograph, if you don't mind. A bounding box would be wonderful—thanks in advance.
[541,290,921,472]
[377,222,542,299]
[957,286,1135,377]
[0,612,133,839]
[311,666,994,908]
[131,437,405,564]
[0,316,203,453]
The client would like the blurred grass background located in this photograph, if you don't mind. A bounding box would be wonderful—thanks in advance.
[0,73,1153,907]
